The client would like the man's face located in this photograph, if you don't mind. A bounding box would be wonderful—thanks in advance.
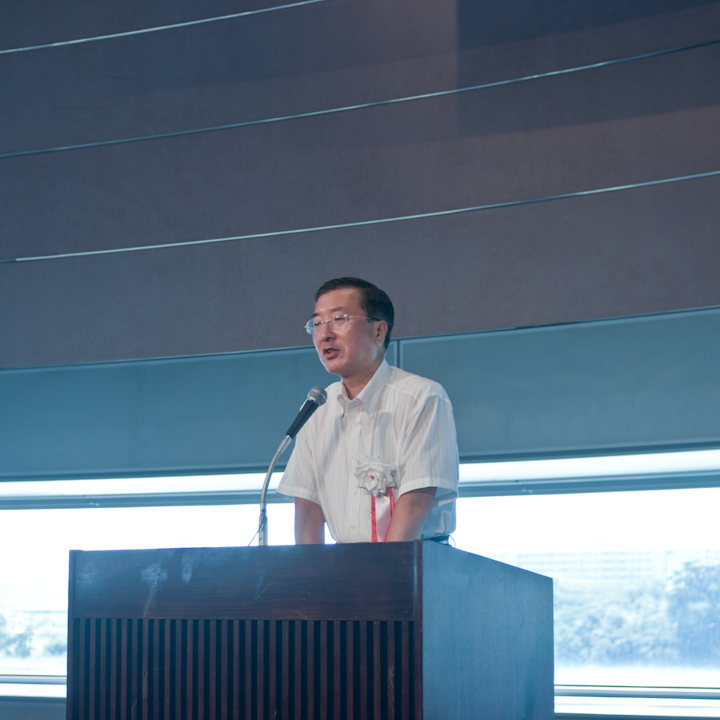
[312,288,385,382]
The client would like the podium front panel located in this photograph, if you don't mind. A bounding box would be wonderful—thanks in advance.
[68,544,420,719]
[68,542,552,719]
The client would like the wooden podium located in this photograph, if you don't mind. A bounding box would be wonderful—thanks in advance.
[68,542,553,719]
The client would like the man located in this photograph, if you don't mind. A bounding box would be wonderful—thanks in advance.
[277,277,459,543]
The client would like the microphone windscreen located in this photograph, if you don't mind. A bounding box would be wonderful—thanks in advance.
[307,386,327,406]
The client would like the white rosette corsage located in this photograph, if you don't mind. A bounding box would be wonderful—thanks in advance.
[354,457,397,497]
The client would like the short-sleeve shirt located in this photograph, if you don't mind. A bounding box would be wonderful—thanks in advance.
[276,360,459,543]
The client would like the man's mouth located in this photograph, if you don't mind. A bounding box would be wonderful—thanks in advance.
[323,347,340,360]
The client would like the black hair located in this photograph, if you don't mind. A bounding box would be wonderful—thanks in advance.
[313,277,394,350]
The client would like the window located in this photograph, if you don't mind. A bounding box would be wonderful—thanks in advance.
[1,452,720,716]
[456,452,720,717]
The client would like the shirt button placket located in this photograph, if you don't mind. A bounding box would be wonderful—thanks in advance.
[349,404,361,464]
[349,405,362,543]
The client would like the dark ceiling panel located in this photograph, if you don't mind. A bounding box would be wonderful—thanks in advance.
[0,0,459,154]
[1,52,718,262]
[1,176,718,369]
[1,0,718,368]
[0,0,298,50]
[456,0,718,49]
[1,1,718,153]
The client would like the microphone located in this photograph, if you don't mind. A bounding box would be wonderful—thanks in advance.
[257,386,327,546]
[284,386,327,440]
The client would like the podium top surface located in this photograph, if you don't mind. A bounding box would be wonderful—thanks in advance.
[71,543,419,621]
[69,542,550,622]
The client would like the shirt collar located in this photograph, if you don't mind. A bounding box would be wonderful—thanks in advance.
[335,359,391,416]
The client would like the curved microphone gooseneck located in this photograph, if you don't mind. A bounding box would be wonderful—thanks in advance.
[258,386,327,546]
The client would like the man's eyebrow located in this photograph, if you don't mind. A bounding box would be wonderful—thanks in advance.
[311,306,345,318]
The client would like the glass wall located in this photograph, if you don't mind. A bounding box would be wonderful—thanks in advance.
[0,498,297,678]
[453,489,720,689]
[1,460,720,714]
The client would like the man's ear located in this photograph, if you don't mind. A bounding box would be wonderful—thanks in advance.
[376,320,388,346]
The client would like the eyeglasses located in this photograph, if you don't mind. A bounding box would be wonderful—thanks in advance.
[305,314,379,335]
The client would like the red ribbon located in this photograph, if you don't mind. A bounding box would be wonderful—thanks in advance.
[371,490,395,542]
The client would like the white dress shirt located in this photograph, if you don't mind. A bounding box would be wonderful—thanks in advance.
[277,360,459,543]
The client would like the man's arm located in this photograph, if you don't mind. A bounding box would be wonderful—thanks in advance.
[295,497,327,544]
[385,487,436,542]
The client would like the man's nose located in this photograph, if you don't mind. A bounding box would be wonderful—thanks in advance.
[312,321,333,343]
[318,321,336,340]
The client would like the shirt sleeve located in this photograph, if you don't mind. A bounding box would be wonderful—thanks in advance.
[396,389,460,504]
[275,427,321,504]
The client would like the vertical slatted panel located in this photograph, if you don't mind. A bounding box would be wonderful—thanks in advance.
[220,619,228,720]
[78,619,86,720]
[198,620,205,720]
[164,620,171,720]
[256,620,268,720]
[110,620,118,720]
[208,620,215,720]
[175,620,183,720]
[388,621,396,718]
[307,621,315,720]
[88,619,96,720]
[333,621,341,720]
[142,619,149,720]
[359,621,368,720]
[153,621,160,720]
[401,622,410,720]
[244,620,252,720]
[413,619,423,720]
[320,621,328,720]
[232,620,240,720]
[282,620,290,720]
[269,621,277,720]
[100,620,107,720]
[346,621,354,720]
[70,618,414,720]
[187,620,194,720]
[373,622,382,720]
[120,620,128,720]
[131,620,138,720]
[294,621,302,720]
